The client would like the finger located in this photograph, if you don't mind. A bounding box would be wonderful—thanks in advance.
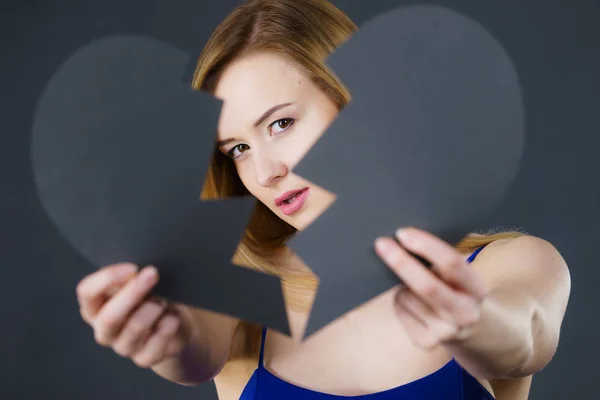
[396,228,489,299]
[165,337,185,358]
[394,288,432,326]
[112,299,168,358]
[393,292,438,349]
[395,289,463,343]
[76,263,138,323]
[395,284,481,330]
[132,313,181,368]
[384,240,481,323]
[93,266,159,346]
[375,238,458,313]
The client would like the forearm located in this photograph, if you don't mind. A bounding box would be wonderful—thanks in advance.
[151,337,216,385]
[444,288,542,380]
[151,305,235,385]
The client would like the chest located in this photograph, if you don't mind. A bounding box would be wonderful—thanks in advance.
[215,288,501,400]
[262,289,454,396]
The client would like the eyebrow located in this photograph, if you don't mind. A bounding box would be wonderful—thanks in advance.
[216,102,295,147]
[254,102,294,128]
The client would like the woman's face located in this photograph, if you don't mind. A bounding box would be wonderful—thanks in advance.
[214,52,339,231]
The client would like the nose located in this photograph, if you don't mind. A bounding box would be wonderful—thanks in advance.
[254,152,288,187]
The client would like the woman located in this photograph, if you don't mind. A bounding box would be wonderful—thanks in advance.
[75,0,571,399]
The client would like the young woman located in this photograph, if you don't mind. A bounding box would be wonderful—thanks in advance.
[75,1,571,399]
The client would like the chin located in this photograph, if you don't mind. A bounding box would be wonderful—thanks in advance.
[285,209,317,232]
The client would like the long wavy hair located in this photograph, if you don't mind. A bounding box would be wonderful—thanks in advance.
[191,0,525,360]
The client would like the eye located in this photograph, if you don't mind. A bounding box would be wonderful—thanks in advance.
[228,143,250,159]
[268,118,295,136]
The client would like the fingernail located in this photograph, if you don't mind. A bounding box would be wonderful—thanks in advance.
[396,228,411,242]
[375,238,392,252]
[141,266,158,281]
[117,264,137,278]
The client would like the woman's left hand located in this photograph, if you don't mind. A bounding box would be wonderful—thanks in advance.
[375,227,490,350]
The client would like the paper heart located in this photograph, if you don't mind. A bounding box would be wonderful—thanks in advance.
[30,35,290,334]
[288,4,525,337]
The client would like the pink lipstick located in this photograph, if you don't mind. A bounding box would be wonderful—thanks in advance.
[275,188,310,216]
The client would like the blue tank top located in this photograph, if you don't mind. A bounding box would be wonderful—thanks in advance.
[239,246,494,399]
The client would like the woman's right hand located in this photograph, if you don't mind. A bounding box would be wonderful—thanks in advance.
[76,263,188,369]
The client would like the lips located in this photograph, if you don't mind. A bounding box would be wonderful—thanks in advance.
[275,187,310,216]
[275,188,308,206]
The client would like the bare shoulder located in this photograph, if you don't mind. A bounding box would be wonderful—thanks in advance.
[471,233,571,350]
[471,234,570,282]
[469,233,572,333]
[476,234,564,259]
[477,235,568,399]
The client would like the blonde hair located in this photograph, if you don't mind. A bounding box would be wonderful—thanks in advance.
[191,0,526,360]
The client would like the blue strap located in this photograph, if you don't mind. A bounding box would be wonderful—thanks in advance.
[258,326,267,368]
[467,245,486,263]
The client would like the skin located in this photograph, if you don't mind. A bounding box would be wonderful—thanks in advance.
[76,52,571,399]
[214,53,338,231]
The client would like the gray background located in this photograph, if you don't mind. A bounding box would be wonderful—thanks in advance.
[1,0,598,399]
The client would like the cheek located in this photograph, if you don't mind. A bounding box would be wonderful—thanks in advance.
[234,162,270,202]
[234,163,254,191]
[287,116,334,167]
[269,117,324,165]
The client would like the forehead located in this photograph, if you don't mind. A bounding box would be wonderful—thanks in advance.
[214,53,310,137]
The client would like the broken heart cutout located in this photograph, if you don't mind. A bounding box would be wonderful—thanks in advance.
[288,4,525,336]
[30,34,291,334]
[30,4,524,339]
